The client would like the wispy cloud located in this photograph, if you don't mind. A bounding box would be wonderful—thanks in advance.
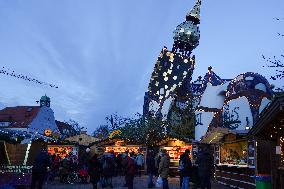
[0,0,282,132]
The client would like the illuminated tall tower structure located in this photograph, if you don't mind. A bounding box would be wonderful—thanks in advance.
[144,0,201,118]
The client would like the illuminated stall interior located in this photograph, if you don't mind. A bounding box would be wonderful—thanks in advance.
[160,138,192,166]
[201,128,249,166]
[97,139,142,155]
[105,145,140,155]
[47,145,79,158]
[219,134,248,166]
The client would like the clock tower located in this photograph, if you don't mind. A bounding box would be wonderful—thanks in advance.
[40,94,51,107]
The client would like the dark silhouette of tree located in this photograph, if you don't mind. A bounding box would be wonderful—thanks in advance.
[93,125,109,140]
[64,119,83,136]
[167,102,195,142]
[105,113,132,131]
[98,112,168,147]
[119,114,168,147]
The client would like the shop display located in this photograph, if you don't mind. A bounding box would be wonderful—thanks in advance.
[47,145,78,158]
[162,145,192,162]
[105,146,140,155]
[220,140,248,166]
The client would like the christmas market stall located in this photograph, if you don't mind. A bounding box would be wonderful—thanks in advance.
[95,138,143,155]
[104,140,143,155]
[201,127,255,189]
[0,129,57,188]
[160,138,192,166]
[249,94,284,189]
[160,138,193,176]
[47,144,79,159]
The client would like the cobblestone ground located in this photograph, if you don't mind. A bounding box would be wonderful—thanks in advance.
[43,176,232,189]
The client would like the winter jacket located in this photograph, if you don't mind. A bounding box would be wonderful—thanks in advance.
[158,154,170,178]
[32,151,51,173]
[135,154,144,166]
[146,153,156,174]
[102,156,114,177]
[126,157,137,176]
[88,156,101,183]
[155,154,161,169]
[180,155,192,177]
[60,158,70,175]
[195,151,214,177]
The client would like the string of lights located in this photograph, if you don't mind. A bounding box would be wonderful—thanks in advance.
[0,128,57,144]
[0,66,59,89]
[280,137,284,166]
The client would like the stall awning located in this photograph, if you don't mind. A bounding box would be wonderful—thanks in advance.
[200,127,248,144]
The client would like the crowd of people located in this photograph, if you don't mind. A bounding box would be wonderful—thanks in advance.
[30,145,214,189]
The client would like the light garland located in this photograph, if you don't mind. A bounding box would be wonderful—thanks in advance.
[3,142,11,165]
[23,144,31,165]
[0,128,57,143]
[0,165,33,174]
[0,66,58,89]
[280,137,284,166]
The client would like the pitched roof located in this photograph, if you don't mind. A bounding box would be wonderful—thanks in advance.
[0,106,40,128]
[249,95,284,137]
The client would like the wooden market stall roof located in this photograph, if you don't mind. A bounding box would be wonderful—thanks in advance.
[200,127,248,144]
[249,94,284,138]
[90,138,124,147]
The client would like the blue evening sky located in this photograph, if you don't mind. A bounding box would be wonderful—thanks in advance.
[0,0,283,132]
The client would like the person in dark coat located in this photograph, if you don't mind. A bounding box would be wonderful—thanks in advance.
[31,147,51,189]
[121,152,129,187]
[146,150,156,188]
[158,149,170,189]
[116,153,123,176]
[102,153,114,188]
[88,154,101,189]
[180,150,192,189]
[125,152,137,189]
[195,146,214,189]
[179,150,187,188]
[154,152,161,177]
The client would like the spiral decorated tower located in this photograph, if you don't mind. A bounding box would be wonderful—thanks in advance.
[144,0,201,118]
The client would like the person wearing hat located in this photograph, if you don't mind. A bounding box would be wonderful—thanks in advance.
[158,149,170,189]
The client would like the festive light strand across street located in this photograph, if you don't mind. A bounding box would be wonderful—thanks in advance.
[0,66,59,88]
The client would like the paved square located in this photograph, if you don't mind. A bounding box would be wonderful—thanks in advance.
[43,176,232,189]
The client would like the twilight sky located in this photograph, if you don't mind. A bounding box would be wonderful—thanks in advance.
[0,0,283,133]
